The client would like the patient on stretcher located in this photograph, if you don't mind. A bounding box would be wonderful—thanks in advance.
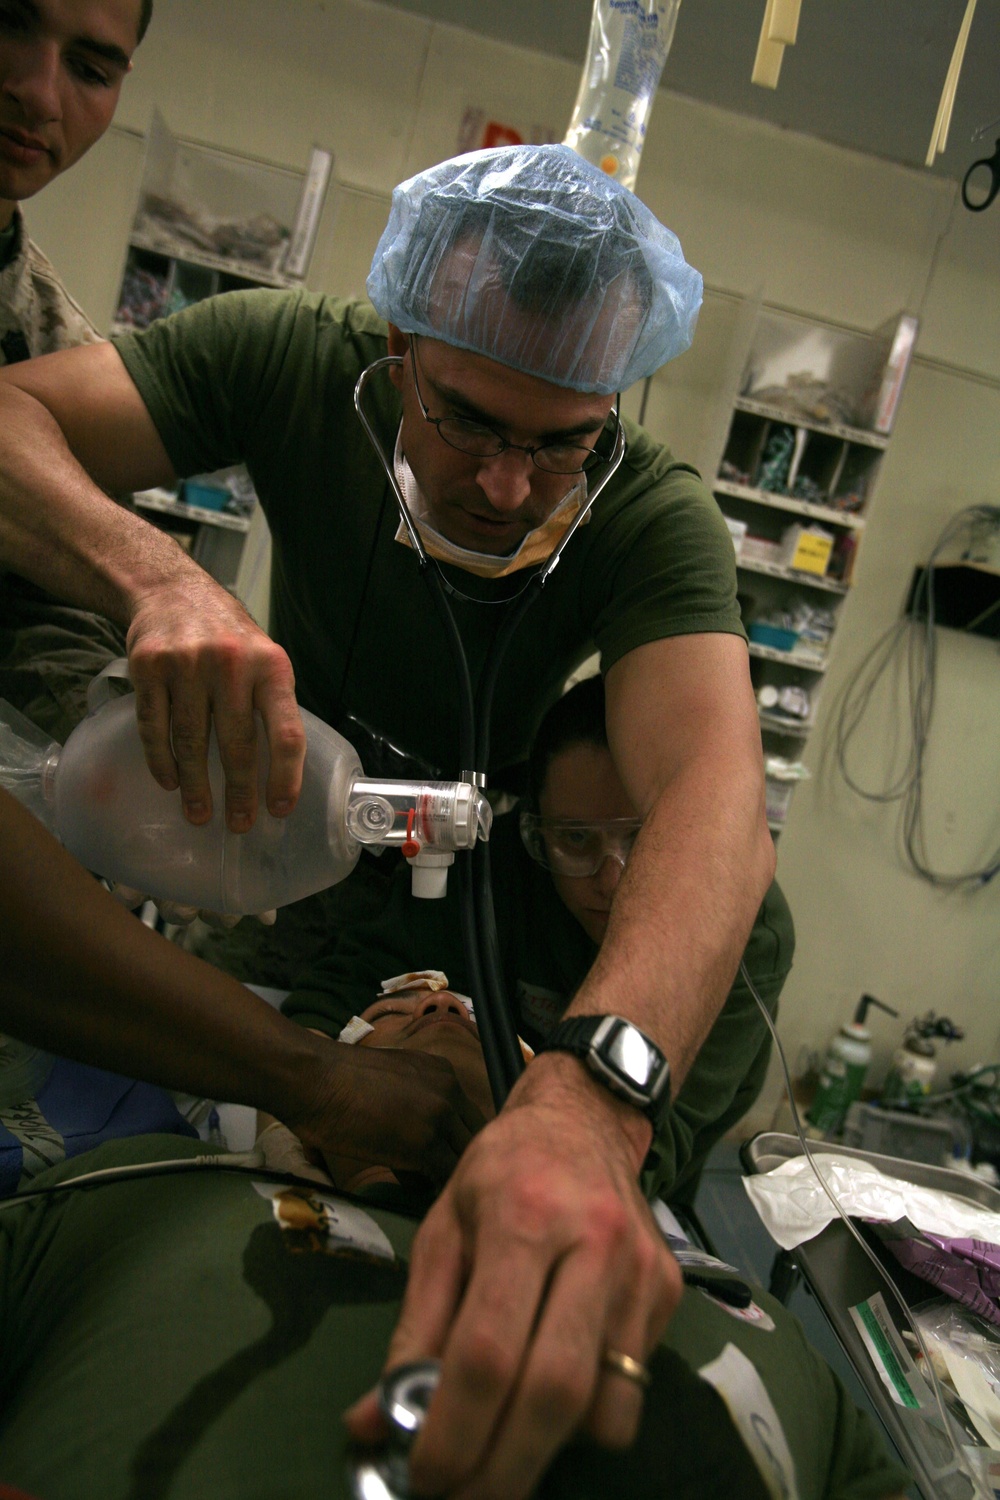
[0,991,909,1500]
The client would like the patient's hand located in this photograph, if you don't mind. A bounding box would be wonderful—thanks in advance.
[281,1041,488,1191]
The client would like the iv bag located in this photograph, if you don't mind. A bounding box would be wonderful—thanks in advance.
[564,0,683,191]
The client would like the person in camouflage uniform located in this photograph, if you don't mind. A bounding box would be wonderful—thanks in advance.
[0,0,152,742]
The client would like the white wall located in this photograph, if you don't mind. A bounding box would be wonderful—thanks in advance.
[22,0,1000,1121]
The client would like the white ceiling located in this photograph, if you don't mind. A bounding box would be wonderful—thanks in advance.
[380,0,1000,187]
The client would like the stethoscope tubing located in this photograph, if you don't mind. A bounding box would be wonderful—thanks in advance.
[353,356,627,1109]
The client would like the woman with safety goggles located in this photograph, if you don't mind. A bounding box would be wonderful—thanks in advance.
[519,700,644,947]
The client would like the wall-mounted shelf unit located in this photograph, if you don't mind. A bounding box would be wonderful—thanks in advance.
[132,486,253,534]
[629,292,917,834]
[113,111,330,599]
[712,307,917,832]
[714,475,869,531]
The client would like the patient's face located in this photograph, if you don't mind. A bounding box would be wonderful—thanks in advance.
[357,988,495,1123]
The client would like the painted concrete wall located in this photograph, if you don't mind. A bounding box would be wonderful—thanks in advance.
[22,0,1000,1122]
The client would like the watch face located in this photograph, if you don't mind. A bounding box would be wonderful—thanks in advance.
[603,1019,666,1094]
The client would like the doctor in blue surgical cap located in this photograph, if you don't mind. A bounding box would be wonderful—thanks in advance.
[0,140,776,1500]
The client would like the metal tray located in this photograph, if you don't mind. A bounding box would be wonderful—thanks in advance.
[741,1132,998,1499]
[743,1130,1000,1213]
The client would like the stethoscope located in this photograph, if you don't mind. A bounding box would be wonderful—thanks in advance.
[353,354,627,1111]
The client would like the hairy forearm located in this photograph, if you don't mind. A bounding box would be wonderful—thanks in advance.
[0,789,331,1123]
[0,384,189,625]
[566,750,774,1090]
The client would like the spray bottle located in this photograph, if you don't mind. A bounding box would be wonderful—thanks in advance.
[806,994,899,1136]
[0,665,491,915]
[563,0,683,191]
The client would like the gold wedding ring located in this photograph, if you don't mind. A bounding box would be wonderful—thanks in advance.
[601,1348,652,1389]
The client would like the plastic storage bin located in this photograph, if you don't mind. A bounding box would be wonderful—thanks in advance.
[183,480,229,511]
[749,622,800,652]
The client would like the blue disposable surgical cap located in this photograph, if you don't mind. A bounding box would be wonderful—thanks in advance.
[367,144,702,395]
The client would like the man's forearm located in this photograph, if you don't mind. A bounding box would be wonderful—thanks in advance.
[565,757,774,1091]
[0,382,187,626]
[1,354,306,829]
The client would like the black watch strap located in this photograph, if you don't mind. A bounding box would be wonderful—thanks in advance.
[539,1015,672,1129]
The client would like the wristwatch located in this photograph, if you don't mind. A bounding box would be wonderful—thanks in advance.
[538,1016,672,1128]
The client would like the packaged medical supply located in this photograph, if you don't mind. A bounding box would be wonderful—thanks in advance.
[744,1152,1000,1253]
[910,1298,1000,1450]
[781,523,834,577]
[563,0,683,190]
[871,1220,1000,1327]
[0,679,491,914]
[724,516,748,557]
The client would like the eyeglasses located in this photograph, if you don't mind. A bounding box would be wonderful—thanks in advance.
[408,335,619,476]
[519,811,642,878]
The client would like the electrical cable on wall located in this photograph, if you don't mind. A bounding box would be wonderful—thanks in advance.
[834,504,1000,890]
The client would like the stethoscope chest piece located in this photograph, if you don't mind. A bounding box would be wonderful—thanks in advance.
[347,1360,442,1499]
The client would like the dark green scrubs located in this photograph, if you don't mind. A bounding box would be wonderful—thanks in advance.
[0,1137,908,1500]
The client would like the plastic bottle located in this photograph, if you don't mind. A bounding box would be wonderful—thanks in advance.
[881,1012,965,1107]
[0,683,491,914]
[563,0,683,191]
[806,994,898,1136]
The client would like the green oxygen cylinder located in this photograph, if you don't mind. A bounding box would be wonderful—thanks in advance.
[806,994,899,1136]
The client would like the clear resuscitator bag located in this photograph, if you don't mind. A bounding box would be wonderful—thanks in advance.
[0,662,491,914]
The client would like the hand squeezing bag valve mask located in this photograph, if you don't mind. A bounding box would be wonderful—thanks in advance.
[0,666,492,914]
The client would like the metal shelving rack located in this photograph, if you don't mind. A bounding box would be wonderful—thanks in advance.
[113,112,331,600]
[710,308,917,832]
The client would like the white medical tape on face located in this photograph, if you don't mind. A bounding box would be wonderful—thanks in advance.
[338,1016,376,1045]
[380,972,477,1021]
[380,970,451,995]
[353,978,534,1059]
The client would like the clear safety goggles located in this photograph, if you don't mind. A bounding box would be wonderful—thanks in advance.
[519,812,642,878]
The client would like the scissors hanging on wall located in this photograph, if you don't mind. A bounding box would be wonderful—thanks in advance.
[963,116,1000,212]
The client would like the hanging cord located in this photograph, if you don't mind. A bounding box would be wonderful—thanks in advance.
[834,504,1000,889]
[446,422,626,1104]
[421,562,532,1102]
[470,575,552,1094]
[351,357,513,1108]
